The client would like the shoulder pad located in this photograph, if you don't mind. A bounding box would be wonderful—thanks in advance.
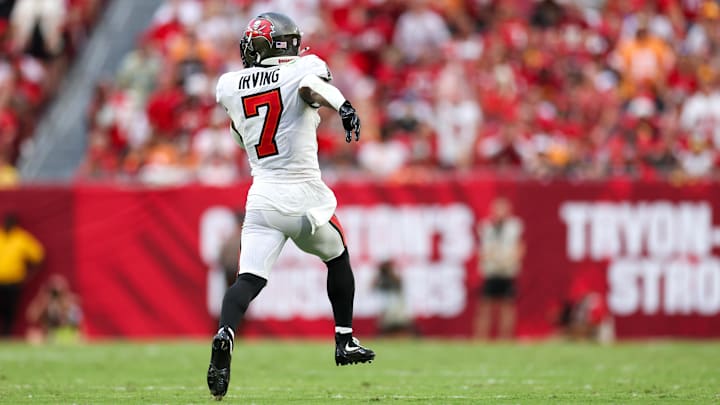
[299,55,332,81]
[215,72,234,104]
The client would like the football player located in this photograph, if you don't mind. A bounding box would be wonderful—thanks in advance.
[207,12,375,400]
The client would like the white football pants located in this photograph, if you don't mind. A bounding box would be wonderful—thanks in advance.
[238,210,346,279]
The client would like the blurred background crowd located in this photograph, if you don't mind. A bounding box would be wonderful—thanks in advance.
[0,0,104,185]
[3,0,720,186]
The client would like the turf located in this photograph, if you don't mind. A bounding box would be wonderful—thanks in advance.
[0,339,718,404]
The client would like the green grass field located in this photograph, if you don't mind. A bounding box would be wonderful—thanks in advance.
[0,339,718,404]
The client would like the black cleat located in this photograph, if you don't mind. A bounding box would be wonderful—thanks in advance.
[335,333,375,366]
[207,327,233,401]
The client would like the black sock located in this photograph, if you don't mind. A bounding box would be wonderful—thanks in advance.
[335,332,352,345]
[325,249,354,329]
[219,273,267,331]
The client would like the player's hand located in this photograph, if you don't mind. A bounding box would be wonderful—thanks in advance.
[339,100,360,143]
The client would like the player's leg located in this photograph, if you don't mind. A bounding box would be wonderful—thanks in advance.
[208,210,288,400]
[293,214,375,366]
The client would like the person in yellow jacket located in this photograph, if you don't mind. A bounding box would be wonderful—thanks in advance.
[0,213,44,337]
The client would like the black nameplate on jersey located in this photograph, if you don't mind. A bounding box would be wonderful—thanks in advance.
[238,70,280,90]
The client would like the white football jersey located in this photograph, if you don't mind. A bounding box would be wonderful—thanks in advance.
[216,55,332,182]
[216,55,337,227]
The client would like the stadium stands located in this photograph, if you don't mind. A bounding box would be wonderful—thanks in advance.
[19,0,720,185]
[0,0,104,186]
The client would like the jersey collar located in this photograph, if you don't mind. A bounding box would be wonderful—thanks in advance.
[259,56,299,66]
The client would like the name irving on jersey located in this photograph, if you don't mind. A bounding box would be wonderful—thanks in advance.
[238,69,281,90]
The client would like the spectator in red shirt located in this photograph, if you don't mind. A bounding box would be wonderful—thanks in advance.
[146,72,185,137]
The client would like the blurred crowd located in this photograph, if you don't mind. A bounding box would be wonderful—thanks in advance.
[0,0,104,186]
[29,0,720,184]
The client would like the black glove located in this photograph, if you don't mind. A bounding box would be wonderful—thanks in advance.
[338,100,360,143]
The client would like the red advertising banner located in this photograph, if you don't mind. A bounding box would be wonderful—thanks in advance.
[0,187,76,334]
[6,180,720,338]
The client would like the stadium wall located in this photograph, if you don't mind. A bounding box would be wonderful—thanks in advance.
[3,179,720,338]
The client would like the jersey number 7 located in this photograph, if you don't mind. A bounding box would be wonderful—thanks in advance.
[242,88,283,159]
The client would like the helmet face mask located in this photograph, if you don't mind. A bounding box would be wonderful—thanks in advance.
[241,12,302,68]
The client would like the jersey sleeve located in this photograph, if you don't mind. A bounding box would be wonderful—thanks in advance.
[215,73,246,149]
[300,55,333,81]
[215,73,230,105]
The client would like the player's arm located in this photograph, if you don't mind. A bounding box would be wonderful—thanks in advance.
[298,75,360,143]
[230,119,245,150]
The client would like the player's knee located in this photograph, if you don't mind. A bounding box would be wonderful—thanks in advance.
[324,248,349,266]
[234,272,267,297]
[318,246,344,263]
[222,272,268,314]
